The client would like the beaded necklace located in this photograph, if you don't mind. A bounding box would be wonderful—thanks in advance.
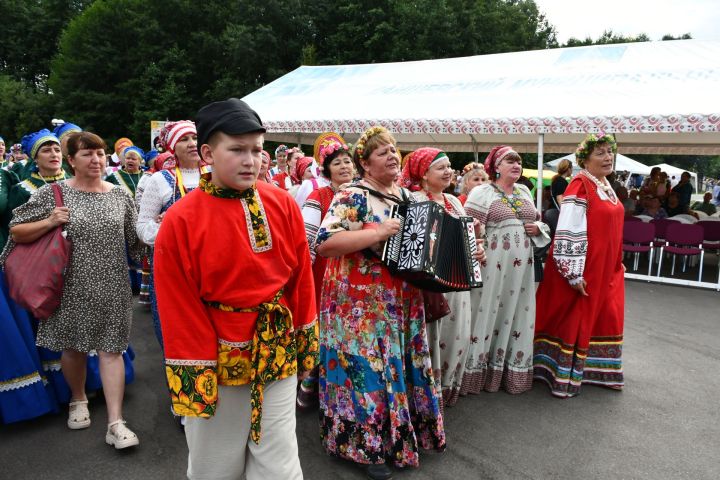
[426,190,454,214]
[580,169,618,205]
[492,183,524,217]
[31,171,66,184]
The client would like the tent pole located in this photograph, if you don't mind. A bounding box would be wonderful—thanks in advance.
[297,134,302,149]
[536,133,544,218]
[470,135,478,163]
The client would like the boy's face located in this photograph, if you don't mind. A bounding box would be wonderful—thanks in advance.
[202,131,263,191]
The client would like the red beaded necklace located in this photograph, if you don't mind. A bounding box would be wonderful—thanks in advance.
[426,191,454,214]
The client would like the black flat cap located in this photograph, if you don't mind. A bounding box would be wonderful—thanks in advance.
[196,98,266,149]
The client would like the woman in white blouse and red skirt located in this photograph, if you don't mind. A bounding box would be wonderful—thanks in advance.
[534,133,626,398]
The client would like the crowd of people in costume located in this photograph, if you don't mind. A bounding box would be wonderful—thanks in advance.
[0,103,628,480]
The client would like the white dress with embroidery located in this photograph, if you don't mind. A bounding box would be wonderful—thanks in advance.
[462,183,549,394]
[412,191,472,407]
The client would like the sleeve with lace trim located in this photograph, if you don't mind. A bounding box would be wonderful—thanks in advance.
[552,178,588,285]
[135,171,171,246]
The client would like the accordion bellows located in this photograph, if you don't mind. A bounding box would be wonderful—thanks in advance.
[382,201,482,292]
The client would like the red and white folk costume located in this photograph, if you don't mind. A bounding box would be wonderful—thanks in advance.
[154,179,319,440]
[534,170,625,397]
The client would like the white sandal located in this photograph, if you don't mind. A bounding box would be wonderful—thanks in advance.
[106,420,139,449]
[67,399,91,430]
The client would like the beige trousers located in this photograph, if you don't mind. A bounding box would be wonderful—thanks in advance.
[185,375,303,480]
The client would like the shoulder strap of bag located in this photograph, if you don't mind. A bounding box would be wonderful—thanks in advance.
[51,182,64,208]
[355,185,409,205]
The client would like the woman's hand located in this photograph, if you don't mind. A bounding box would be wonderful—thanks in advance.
[375,218,401,242]
[570,280,589,296]
[474,238,486,263]
[48,207,70,227]
[524,223,540,236]
[155,212,166,224]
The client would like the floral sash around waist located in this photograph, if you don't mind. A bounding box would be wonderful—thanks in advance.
[204,290,296,444]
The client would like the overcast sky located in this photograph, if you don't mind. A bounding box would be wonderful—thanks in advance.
[534,0,720,43]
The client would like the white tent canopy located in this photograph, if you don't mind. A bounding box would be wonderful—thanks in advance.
[547,153,652,175]
[243,40,720,155]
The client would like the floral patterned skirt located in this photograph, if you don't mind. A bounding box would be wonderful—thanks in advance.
[319,252,445,467]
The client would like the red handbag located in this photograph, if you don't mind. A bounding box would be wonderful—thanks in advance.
[5,183,72,320]
[422,290,451,323]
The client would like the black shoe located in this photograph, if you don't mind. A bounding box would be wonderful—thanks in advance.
[366,463,393,480]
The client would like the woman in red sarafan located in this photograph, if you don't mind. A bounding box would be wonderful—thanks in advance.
[533,133,625,398]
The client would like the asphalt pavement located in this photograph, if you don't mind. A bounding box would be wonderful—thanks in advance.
[1,280,719,480]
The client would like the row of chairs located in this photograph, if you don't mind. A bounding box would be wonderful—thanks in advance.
[623,218,720,282]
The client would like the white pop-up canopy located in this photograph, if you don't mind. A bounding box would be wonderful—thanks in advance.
[243,40,720,155]
[547,153,652,175]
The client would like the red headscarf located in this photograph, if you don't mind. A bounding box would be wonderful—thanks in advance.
[483,145,517,179]
[153,151,175,172]
[260,150,272,182]
[293,156,314,183]
[400,147,446,192]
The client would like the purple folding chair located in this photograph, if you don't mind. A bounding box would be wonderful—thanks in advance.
[624,216,642,222]
[623,222,656,275]
[698,221,720,284]
[657,223,705,280]
[650,218,678,242]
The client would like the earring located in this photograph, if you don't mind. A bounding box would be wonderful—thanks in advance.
[495,172,500,179]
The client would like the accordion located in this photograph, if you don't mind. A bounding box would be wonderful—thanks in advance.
[381,201,483,292]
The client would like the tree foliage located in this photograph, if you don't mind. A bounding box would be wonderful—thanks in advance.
[564,30,692,48]
[0,0,93,91]
[1,0,706,163]
[45,0,558,143]
[0,75,54,140]
[563,30,651,47]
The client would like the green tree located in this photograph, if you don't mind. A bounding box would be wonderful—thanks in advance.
[302,0,557,65]
[0,75,55,139]
[50,0,310,144]
[0,0,93,91]
[661,33,692,41]
[564,29,651,47]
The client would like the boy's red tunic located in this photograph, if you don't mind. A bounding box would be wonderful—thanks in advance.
[154,179,318,442]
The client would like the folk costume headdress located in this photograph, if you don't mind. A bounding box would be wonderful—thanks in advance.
[153,151,174,172]
[484,145,519,179]
[353,126,390,160]
[274,144,288,156]
[52,122,82,140]
[575,133,617,168]
[313,132,349,168]
[114,137,133,155]
[293,156,315,183]
[21,129,60,160]
[144,149,159,167]
[400,147,449,192]
[160,121,195,154]
[463,161,484,175]
[122,146,145,162]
